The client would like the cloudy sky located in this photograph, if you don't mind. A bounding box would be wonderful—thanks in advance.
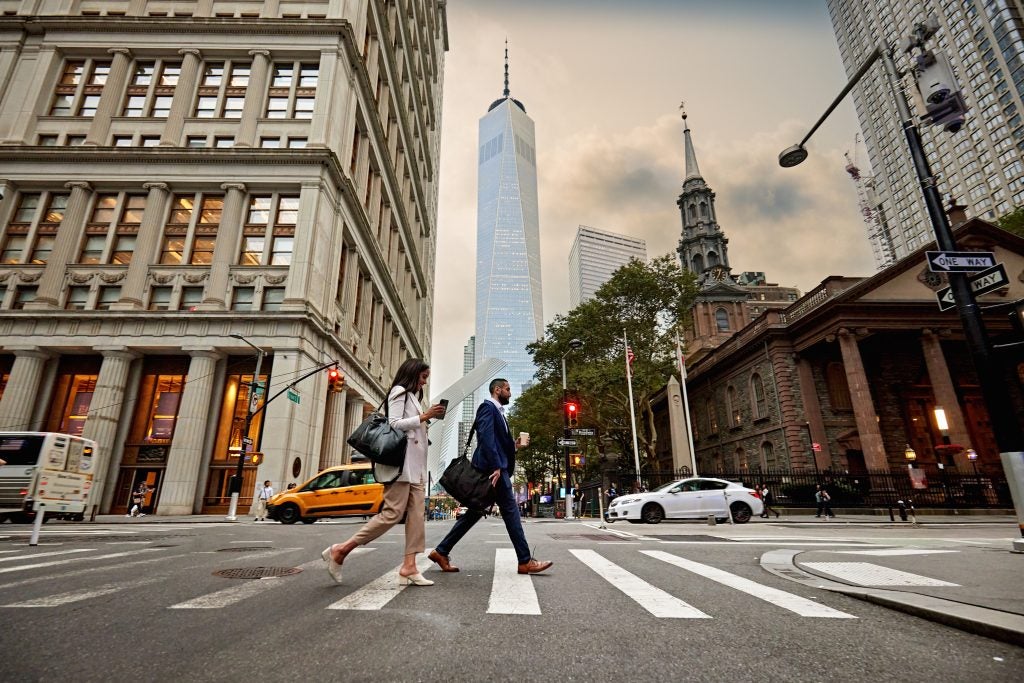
[429,0,876,391]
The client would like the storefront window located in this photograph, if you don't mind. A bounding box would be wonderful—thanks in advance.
[212,371,269,462]
[59,375,98,436]
[146,376,184,441]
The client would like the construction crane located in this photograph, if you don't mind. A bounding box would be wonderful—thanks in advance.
[844,135,897,269]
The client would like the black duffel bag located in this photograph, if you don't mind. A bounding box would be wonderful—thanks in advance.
[439,421,495,510]
[347,391,409,468]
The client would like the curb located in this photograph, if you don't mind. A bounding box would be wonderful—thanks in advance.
[760,549,1024,647]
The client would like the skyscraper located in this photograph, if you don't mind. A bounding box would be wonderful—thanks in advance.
[568,226,646,307]
[827,0,1024,266]
[458,335,476,451]
[475,47,543,398]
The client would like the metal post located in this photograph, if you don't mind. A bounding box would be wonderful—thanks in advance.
[226,339,265,521]
[562,356,574,520]
[29,503,45,546]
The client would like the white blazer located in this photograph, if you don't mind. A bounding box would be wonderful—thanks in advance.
[375,385,428,484]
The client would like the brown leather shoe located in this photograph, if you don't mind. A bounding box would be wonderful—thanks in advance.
[517,558,553,575]
[428,550,460,572]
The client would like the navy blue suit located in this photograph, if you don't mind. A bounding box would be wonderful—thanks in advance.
[435,400,531,564]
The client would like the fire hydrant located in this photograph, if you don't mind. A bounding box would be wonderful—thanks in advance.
[896,499,908,522]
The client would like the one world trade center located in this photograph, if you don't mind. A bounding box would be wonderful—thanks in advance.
[475,48,543,401]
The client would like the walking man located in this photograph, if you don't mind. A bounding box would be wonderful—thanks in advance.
[428,378,553,575]
[254,480,274,522]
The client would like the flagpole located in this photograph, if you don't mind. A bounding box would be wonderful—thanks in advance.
[624,329,642,490]
[676,332,698,478]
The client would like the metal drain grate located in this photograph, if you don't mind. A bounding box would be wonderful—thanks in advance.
[212,567,302,579]
[217,547,271,552]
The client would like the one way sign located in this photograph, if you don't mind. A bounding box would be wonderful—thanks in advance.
[935,263,1009,311]
[926,250,996,272]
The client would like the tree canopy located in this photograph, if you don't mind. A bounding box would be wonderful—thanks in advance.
[996,206,1024,237]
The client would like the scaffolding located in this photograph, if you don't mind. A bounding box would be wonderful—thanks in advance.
[845,136,897,269]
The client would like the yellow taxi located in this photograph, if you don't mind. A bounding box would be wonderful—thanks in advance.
[266,463,383,524]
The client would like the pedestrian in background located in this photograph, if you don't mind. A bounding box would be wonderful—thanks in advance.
[760,482,780,518]
[254,480,274,522]
[128,482,149,518]
[815,484,834,519]
[607,483,619,505]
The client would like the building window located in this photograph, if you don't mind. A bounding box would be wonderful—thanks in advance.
[113,135,133,146]
[715,308,730,332]
[65,286,90,310]
[261,287,285,311]
[190,235,216,265]
[195,61,249,118]
[97,286,121,310]
[750,373,766,419]
[240,236,264,265]
[287,137,307,148]
[13,286,38,309]
[65,135,87,146]
[50,59,110,117]
[760,441,774,468]
[146,375,184,440]
[180,286,203,310]
[186,136,206,147]
[141,136,161,147]
[58,375,98,436]
[706,399,718,435]
[122,60,179,117]
[38,135,59,146]
[231,287,254,310]
[726,385,740,427]
[0,235,26,263]
[79,234,106,264]
[214,136,234,148]
[239,194,297,265]
[161,194,223,265]
[148,286,172,310]
[266,62,318,119]
[260,137,281,148]
[825,362,853,412]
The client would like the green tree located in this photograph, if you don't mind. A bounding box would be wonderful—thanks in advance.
[996,206,1024,237]
[508,255,699,477]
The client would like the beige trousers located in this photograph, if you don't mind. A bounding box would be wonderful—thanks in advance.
[253,498,268,519]
[349,482,425,555]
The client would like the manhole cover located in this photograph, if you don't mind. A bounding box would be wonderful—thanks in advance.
[213,567,302,579]
[217,547,271,552]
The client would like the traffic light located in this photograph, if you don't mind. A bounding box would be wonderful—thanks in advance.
[327,366,345,393]
[572,453,585,468]
[565,401,578,428]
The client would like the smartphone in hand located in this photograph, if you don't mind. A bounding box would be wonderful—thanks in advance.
[438,399,449,418]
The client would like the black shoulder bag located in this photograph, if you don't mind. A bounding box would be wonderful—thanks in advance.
[347,390,409,468]
[438,420,496,510]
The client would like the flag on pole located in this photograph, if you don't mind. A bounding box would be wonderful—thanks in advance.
[675,333,687,381]
[626,346,635,371]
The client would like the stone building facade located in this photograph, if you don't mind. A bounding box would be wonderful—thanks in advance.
[0,0,448,514]
[683,220,1024,478]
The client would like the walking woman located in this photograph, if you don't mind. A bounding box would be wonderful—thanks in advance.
[321,358,445,586]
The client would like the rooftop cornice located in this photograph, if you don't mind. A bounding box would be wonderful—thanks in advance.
[1,16,352,37]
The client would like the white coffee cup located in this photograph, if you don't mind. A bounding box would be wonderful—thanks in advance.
[519,432,530,447]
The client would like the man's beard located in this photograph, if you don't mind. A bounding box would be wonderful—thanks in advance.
[497,393,510,406]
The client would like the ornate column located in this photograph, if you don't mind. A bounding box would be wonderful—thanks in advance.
[921,329,973,469]
[85,48,133,146]
[0,348,50,430]
[159,49,202,147]
[81,349,138,511]
[837,328,887,470]
[795,355,832,469]
[113,182,171,309]
[159,349,221,515]
[344,393,366,464]
[234,49,271,147]
[308,50,337,147]
[198,182,246,309]
[26,181,92,309]
[319,387,348,470]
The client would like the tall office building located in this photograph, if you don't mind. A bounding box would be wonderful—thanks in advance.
[457,335,475,452]
[474,48,543,398]
[0,1,447,515]
[568,225,646,307]
[827,0,1024,266]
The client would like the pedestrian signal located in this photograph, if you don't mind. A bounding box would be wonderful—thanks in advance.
[572,453,584,468]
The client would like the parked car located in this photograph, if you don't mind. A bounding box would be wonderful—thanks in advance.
[266,463,383,524]
[606,477,763,524]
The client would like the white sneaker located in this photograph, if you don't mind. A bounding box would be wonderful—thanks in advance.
[138,513,146,517]
[125,514,131,518]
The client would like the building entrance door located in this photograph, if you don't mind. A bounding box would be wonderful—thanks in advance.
[112,468,163,515]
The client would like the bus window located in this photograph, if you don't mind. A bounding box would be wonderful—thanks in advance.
[0,435,46,466]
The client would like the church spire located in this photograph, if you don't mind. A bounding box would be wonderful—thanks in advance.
[503,39,510,98]
[680,102,702,181]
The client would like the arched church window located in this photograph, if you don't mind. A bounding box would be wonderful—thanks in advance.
[706,399,718,435]
[700,201,708,218]
[715,308,730,332]
[707,251,719,267]
[688,204,697,221]
[727,385,740,426]
[825,362,853,411]
[691,254,704,272]
[750,373,766,418]
[761,441,774,467]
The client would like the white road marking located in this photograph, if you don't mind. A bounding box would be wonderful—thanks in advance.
[570,549,709,618]
[832,549,959,556]
[643,550,857,618]
[487,549,541,615]
[3,577,163,607]
[579,523,651,540]
[0,552,193,591]
[654,541,882,546]
[327,548,428,611]
[800,562,959,587]
[169,558,324,609]
[229,540,274,544]
[0,548,162,575]
[0,549,94,563]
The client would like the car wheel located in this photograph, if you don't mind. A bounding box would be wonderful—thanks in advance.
[10,513,33,524]
[641,503,664,524]
[301,517,316,524]
[277,503,301,525]
[730,502,752,524]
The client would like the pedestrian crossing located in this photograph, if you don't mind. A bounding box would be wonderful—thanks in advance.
[0,542,961,619]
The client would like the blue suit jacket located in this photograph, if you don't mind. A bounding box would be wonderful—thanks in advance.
[470,400,516,476]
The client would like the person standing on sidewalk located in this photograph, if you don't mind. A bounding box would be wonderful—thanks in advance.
[815,484,834,518]
[760,483,780,518]
[254,480,274,522]
[427,378,553,576]
[127,482,150,517]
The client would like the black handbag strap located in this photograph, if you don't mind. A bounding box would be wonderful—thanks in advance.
[461,419,477,458]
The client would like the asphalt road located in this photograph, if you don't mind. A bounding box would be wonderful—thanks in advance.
[1,518,1021,682]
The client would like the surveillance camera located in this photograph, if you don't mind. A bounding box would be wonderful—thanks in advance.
[915,50,959,104]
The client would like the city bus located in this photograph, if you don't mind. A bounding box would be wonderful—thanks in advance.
[0,432,96,523]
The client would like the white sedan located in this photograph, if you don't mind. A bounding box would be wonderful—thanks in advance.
[606,478,763,524]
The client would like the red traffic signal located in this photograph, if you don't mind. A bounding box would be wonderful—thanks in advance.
[327,367,345,393]
[565,401,579,427]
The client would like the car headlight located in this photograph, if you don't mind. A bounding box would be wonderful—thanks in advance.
[618,497,640,505]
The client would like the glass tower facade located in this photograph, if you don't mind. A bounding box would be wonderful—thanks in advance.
[475,92,543,401]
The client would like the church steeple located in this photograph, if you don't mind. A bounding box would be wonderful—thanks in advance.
[675,104,732,286]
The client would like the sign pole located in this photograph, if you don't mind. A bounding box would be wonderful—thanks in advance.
[29,503,45,546]
[676,333,698,478]
[624,330,642,491]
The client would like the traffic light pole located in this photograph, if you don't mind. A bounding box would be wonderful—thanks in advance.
[562,355,574,520]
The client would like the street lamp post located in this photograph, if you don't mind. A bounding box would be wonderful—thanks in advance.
[561,338,583,520]
[967,448,980,479]
[780,32,1024,548]
[226,333,266,521]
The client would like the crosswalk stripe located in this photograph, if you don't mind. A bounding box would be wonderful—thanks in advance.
[570,549,709,618]
[800,562,959,586]
[0,552,193,592]
[487,549,541,615]
[0,548,161,575]
[642,550,857,618]
[327,548,428,611]
[0,549,94,564]
[2,577,163,607]
[832,549,959,556]
[169,559,323,609]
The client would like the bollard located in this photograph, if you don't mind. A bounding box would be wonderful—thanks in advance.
[706,514,716,526]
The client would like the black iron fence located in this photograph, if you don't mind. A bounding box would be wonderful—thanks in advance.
[592,465,1014,509]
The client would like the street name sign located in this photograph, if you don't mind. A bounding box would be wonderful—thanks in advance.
[935,263,1009,311]
[926,250,996,272]
[570,428,597,436]
[557,438,578,447]
[287,388,301,404]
